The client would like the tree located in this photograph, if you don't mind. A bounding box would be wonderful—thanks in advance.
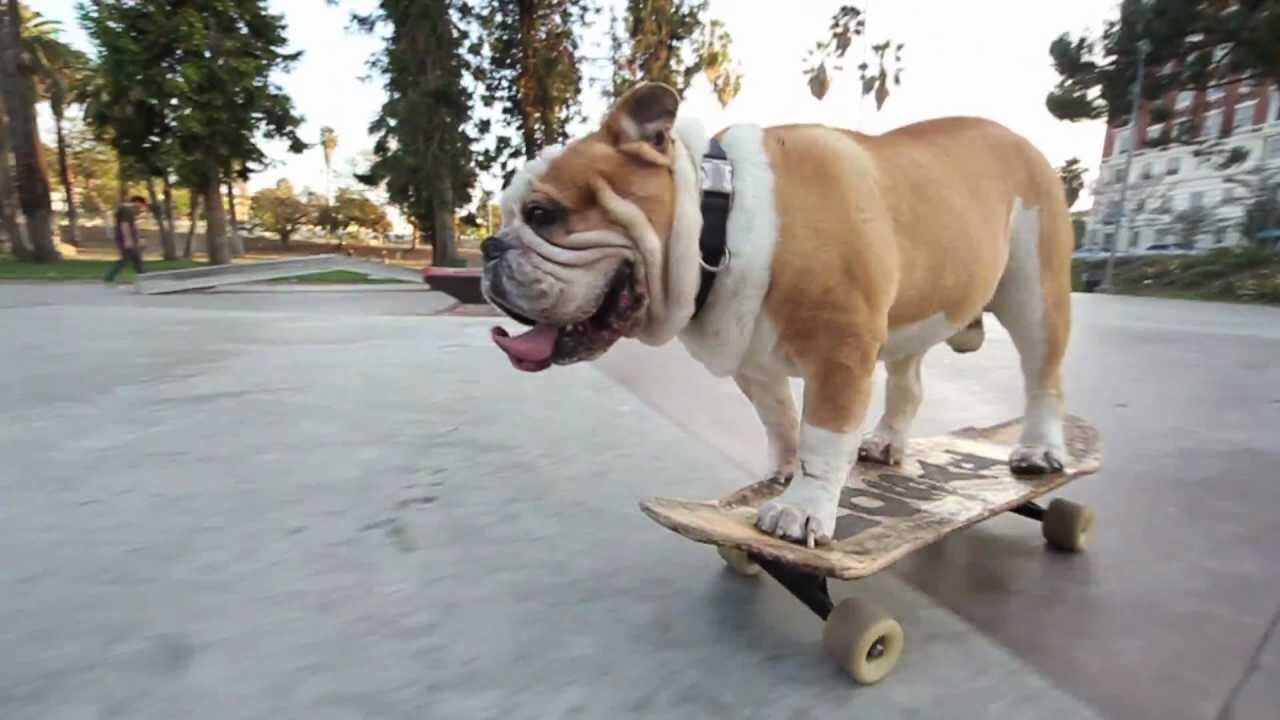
[182,188,200,258]
[1171,204,1213,248]
[25,7,88,247]
[608,0,741,107]
[1242,187,1280,249]
[306,192,341,236]
[250,180,311,248]
[479,0,588,183]
[320,126,337,200]
[1047,0,1280,126]
[335,187,391,237]
[1226,166,1280,248]
[355,0,477,267]
[1058,157,1086,209]
[0,105,23,256]
[0,0,58,261]
[804,4,904,108]
[45,122,117,217]
[78,3,181,259]
[80,1,305,266]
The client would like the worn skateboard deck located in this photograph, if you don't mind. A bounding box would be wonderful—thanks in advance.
[640,415,1101,580]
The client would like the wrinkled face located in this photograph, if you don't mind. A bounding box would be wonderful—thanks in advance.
[483,83,697,372]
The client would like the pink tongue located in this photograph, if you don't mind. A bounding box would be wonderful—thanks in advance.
[490,323,559,372]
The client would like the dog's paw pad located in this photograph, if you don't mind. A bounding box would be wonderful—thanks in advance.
[1009,445,1066,475]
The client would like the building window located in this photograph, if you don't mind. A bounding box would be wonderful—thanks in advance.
[1176,90,1194,109]
[1140,162,1152,179]
[1234,101,1257,131]
[1116,128,1131,153]
[1201,111,1222,138]
[1265,135,1280,162]
[1191,191,1204,208]
[1135,197,1146,212]
[1224,186,1236,203]
[1167,156,1181,175]
[1207,86,1226,104]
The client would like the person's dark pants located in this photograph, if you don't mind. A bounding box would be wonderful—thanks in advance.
[104,245,144,282]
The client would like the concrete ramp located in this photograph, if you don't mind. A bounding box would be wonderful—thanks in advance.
[133,254,426,295]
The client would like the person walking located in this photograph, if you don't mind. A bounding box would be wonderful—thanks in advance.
[104,195,148,283]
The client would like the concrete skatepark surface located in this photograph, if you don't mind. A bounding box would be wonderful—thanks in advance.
[1,282,1277,719]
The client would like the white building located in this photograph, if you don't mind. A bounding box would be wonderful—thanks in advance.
[1086,80,1280,252]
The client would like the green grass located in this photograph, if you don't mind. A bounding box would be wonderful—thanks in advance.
[0,255,203,282]
[0,256,416,285]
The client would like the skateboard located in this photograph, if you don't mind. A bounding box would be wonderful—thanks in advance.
[639,414,1102,685]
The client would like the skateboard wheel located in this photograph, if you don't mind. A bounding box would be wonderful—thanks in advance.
[716,546,761,576]
[822,597,904,685]
[1043,498,1093,552]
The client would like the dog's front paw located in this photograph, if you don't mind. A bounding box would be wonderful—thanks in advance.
[1010,444,1066,475]
[755,475,841,546]
[858,432,904,465]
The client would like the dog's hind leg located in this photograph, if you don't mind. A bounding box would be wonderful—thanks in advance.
[990,196,1072,474]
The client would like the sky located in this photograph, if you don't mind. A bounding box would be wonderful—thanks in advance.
[41,0,1118,212]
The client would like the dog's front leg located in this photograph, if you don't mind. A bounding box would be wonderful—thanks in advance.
[755,346,877,546]
[734,372,800,484]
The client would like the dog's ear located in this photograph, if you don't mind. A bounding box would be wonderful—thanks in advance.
[603,82,680,163]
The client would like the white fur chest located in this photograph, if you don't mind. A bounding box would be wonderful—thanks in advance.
[674,123,780,378]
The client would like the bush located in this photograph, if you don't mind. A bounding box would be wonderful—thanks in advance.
[1232,272,1280,303]
[1168,264,1231,289]
[1202,246,1272,273]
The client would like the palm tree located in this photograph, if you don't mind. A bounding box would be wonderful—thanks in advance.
[0,0,58,261]
[23,9,88,247]
[320,126,337,202]
[0,104,23,256]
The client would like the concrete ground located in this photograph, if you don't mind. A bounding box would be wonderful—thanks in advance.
[1,282,1277,719]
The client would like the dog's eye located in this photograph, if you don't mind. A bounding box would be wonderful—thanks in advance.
[524,204,560,228]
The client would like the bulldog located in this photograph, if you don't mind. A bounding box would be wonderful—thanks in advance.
[481,82,1074,547]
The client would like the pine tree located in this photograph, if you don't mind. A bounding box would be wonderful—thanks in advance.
[479,0,588,183]
[608,0,742,107]
[355,0,477,267]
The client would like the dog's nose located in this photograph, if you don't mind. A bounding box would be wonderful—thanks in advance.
[481,236,510,263]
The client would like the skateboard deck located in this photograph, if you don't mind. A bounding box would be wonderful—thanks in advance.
[640,415,1101,580]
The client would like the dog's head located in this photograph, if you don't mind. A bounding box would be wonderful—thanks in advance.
[482,82,706,372]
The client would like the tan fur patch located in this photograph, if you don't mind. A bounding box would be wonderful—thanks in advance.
[534,134,676,245]
[762,117,1073,432]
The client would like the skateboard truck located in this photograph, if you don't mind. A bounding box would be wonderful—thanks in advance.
[751,555,834,619]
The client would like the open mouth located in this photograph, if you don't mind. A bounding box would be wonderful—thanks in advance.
[490,263,642,372]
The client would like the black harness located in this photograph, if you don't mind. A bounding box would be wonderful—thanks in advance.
[694,138,732,317]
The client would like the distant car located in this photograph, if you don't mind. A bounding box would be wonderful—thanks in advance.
[1139,243,1200,256]
[1072,247,1108,260]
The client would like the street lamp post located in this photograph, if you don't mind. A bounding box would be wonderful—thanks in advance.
[1100,30,1151,292]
